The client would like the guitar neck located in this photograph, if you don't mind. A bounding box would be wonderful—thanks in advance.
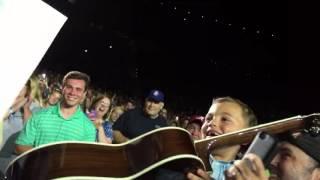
[194,113,320,170]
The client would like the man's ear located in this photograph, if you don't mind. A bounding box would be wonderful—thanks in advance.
[160,102,164,109]
[311,167,320,180]
[81,91,87,103]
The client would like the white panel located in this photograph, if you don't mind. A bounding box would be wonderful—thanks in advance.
[0,0,67,142]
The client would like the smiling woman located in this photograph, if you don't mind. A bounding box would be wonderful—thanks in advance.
[87,94,113,144]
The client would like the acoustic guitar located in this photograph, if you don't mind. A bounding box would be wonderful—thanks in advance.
[5,127,204,180]
[5,113,320,179]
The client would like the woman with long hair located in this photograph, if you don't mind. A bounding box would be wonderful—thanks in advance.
[87,94,113,144]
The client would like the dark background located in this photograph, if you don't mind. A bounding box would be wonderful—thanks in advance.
[36,0,297,123]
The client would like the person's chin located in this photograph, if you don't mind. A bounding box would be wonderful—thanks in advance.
[145,110,153,115]
[146,112,157,117]
[268,174,280,180]
[65,101,77,107]
[268,168,280,180]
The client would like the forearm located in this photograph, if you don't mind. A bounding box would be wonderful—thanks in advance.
[23,106,32,122]
[11,97,27,112]
[97,127,112,144]
[15,144,33,154]
[113,130,129,144]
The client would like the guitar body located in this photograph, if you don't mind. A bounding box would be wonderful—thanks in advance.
[5,127,205,180]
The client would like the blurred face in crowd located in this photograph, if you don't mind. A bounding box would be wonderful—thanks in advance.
[110,106,124,122]
[182,119,189,129]
[95,97,111,118]
[62,79,87,108]
[186,122,202,140]
[48,91,62,106]
[38,75,47,90]
[125,101,135,110]
[160,108,168,119]
[144,99,164,119]
[202,101,248,139]
[269,142,320,180]
[86,89,94,98]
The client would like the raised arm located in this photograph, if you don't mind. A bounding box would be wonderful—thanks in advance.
[113,130,129,143]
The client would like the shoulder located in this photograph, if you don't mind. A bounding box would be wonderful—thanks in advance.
[103,120,112,126]
[31,105,56,118]
[78,110,93,123]
[80,116,95,131]
[127,108,140,114]
[120,108,141,119]
[156,115,167,123]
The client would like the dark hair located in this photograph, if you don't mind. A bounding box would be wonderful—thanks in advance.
[89,95,111,120]
[212,96,258,127]
[62,71,90,91]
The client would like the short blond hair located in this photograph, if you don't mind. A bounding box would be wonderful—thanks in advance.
[212,96,258,127]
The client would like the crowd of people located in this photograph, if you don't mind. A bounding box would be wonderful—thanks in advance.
[1,70,319,180]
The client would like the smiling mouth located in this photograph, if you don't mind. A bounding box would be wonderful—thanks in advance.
[268,167,280,180]
[98,108,104,111]
[66,95,77,100]
[67,98,76,101]
[268,174,279,180]
[205,131,222,138]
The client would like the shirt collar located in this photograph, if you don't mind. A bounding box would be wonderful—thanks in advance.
[56,103,83,120]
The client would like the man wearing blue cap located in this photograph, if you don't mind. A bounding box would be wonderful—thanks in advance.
[113,89,168,143]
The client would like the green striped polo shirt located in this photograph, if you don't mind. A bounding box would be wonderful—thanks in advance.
[16,103,96,147]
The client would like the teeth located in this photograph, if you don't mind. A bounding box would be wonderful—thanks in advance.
[206,131,221,137]
[67,96,76,100]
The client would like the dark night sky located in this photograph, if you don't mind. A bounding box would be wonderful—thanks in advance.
[35,0,299,123]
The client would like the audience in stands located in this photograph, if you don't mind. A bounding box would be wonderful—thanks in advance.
[4,70,312,180]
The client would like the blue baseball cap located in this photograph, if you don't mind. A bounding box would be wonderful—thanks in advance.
[146,89,164,102]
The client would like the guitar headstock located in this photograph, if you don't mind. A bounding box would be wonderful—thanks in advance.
[303,113,320,137]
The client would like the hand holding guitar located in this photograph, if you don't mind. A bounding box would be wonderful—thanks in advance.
[186,168,212,180]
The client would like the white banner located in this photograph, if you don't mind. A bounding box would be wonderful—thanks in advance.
[0,0,67,142]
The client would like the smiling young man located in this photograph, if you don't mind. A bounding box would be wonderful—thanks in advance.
[112,89,168,143]
[15,71,96,154]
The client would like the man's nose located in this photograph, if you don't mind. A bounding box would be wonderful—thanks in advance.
[270,153,280,167]
[70,88,77,95]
